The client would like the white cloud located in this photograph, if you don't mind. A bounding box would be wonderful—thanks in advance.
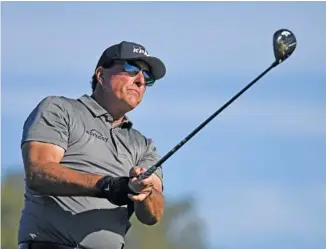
[2,2,326,76]
[2,88,325,137]
[132,94,326,136]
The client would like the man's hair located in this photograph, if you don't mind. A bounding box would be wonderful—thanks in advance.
[91,74,97,92]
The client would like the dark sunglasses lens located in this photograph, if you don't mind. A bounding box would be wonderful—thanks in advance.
[124,62,156,86]
[143,71,155,86]
[124,63,140,76]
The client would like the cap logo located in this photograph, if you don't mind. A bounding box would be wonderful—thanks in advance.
[133,46,150,56]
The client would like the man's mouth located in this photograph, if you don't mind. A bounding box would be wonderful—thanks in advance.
[128,89,140,96]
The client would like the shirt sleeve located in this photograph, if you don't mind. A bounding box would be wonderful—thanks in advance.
[21,96,70,151]
[137,138,164,184]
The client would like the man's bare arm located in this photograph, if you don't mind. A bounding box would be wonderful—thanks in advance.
[134,174,165,225]
[22,141,103,196]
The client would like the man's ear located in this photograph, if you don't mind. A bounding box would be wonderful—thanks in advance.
[95,67,104,84]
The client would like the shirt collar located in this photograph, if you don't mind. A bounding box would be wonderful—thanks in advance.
[78,94,133,129]
[78,94,107,117]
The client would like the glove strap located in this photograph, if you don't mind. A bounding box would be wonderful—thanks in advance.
[96,176,136,206]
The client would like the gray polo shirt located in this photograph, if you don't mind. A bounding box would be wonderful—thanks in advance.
[19,94,163,249]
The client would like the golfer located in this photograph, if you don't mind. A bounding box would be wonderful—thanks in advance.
[18,41,166,249]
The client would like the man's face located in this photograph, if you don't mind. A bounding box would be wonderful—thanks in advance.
[101,60,150,109]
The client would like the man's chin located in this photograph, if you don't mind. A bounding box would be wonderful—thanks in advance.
[124,99,141,111]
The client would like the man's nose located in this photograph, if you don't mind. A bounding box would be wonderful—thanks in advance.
[134,72,146,87]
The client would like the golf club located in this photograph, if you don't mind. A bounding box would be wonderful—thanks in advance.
[138,29,297,180]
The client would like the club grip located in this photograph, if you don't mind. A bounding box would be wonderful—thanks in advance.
[138,165,158,180]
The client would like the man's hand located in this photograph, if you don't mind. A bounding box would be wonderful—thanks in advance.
[128,167,154,202]
[128,166,165,225]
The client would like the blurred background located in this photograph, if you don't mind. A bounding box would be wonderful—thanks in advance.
[1,2,326,249]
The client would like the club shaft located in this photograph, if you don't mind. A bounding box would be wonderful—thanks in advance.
[138,61,278,180]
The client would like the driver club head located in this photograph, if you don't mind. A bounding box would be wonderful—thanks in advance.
[273,29,297,64]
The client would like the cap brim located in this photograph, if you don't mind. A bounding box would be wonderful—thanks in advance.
[129,57,166,80]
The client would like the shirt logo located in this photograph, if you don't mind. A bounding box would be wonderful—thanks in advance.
[86,129,108,142]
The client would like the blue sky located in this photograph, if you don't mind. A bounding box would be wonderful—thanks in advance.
[2,2,326,249]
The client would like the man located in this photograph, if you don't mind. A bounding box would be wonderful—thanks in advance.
[18,41,166,249]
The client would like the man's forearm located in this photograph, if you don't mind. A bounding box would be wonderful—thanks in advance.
[26,162,103,196]
[134,189,164,225]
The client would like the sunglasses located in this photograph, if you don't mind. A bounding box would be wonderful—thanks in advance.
[104,60,156,87]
